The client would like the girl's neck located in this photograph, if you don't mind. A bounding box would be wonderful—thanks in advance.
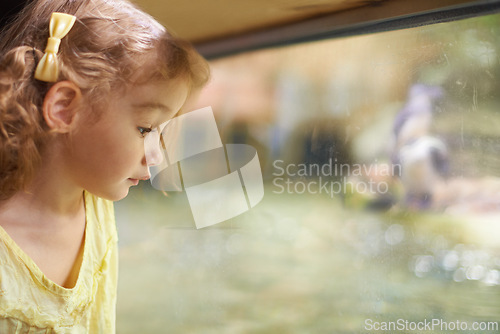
[0,145,85,227]
[18,174,84,216]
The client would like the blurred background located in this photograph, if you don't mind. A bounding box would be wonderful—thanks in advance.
[115,12,500,333]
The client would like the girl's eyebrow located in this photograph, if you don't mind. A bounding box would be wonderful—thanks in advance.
[133,102,171,113]
[133,102,178,126]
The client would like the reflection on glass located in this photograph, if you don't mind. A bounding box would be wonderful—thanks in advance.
[116,13,500,333]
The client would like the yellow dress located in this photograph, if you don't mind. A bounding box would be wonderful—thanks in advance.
[0,191,118,333]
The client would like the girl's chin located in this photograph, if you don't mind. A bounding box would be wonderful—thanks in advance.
[91,187,130,202]
[115,188,131,201]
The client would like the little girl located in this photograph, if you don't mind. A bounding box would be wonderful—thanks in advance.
[0,0,209,332]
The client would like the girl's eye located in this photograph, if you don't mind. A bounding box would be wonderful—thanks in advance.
[138,127,153,137]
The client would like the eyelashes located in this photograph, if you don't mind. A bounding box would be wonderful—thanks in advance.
[138,126,153,137]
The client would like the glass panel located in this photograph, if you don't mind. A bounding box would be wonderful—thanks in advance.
[116,13,500,333]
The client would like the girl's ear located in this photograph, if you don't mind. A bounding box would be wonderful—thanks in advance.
[43,81,82,133]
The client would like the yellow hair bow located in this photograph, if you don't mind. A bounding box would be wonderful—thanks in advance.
[34,12,76,82]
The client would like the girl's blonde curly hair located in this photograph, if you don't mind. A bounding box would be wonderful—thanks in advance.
[0,0,210,201]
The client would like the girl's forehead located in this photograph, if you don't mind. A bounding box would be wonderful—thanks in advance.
[114,78,191,115]
[127,78,190,97]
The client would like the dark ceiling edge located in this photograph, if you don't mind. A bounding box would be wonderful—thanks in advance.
[195,0,500,60]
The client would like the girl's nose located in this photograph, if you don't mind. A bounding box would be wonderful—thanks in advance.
[144,130,165,166]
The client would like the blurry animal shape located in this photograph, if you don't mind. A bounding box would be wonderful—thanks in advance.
[396,136,449,209]
[393,84,443,150]
[390,84,448,209]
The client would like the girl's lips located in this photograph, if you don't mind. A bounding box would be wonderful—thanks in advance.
[128,176,150,186]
